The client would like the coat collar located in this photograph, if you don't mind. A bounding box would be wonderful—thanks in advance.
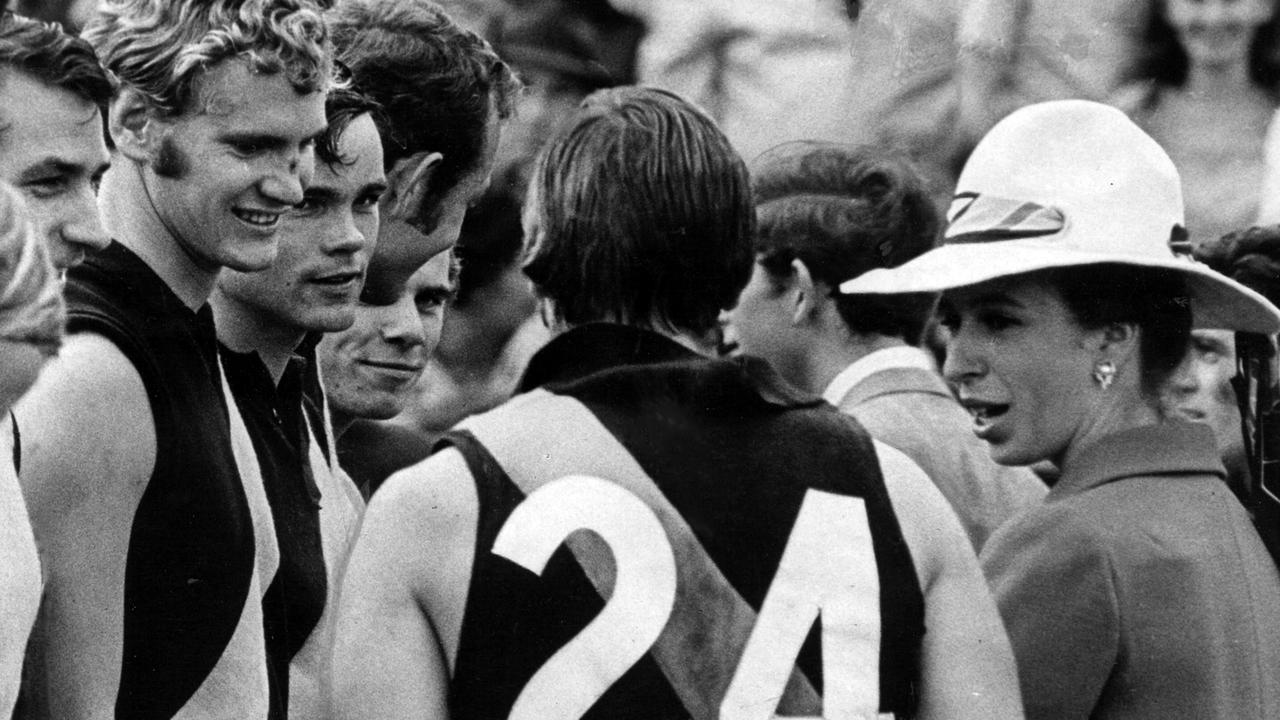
[1052,421,1226,499]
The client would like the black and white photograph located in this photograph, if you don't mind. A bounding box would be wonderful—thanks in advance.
[0,1,1278,718]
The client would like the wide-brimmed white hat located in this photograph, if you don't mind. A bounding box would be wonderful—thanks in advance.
[840,99,1280,334]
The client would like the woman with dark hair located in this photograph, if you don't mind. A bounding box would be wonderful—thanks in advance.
[845,100,1280,720]
[1126,0,1280,243]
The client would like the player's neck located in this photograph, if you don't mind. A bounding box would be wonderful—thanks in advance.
[98,160,218,311]
[209,288,305,385]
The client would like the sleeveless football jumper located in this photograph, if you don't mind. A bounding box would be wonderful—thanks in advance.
[64,242,277,718]
[442,324,926,720]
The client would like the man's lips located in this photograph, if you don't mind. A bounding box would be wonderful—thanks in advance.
[358,359,426,374]
[232,207,282,229]
[309,269,363,287]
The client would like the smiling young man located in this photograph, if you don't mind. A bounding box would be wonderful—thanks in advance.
[0,12,111,271]
[210,87,384,718]
[11,1,333,717]
[320,247,455,496]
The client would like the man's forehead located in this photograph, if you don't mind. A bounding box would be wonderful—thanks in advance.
[185,59,325,131]
[0,73,108,170]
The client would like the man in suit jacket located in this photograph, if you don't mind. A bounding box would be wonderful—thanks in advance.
[723,142,1045,550]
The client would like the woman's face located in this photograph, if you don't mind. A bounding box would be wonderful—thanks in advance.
[941,274,1101,466]
[1163,0,1275,69]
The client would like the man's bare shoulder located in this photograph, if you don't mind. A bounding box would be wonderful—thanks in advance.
[16,331,156,506]
[371,447,479,557]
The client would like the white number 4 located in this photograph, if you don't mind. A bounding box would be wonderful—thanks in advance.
[494,475,894,720]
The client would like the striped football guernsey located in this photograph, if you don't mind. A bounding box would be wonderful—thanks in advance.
[442,323,925,719]
[60,242,279,718]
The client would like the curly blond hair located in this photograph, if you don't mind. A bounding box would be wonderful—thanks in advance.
[82,0,333,116]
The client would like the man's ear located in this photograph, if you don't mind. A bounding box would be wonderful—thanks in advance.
[109,88,163,164]
[789,258,821,325]
[384,150,442,223]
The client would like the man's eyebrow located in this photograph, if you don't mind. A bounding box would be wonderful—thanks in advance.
[301,185,339,202]
[16,158,90,179]
[416,285,457,304]
[220,132,291,150]
[361,181,389,196]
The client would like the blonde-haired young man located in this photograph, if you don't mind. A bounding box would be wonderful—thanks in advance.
[14,1,333,717]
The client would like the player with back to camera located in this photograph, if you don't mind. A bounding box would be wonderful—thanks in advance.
[329,86,1023,720]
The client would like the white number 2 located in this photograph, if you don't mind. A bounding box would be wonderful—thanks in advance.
[493,476,889,720]
[493,475,678,720]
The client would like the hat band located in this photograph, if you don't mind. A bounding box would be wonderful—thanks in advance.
[946,192,1066,245]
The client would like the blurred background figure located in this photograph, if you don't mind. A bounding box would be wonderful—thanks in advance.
[0,182,67,717]
[958,0,1155,142]
[620,0,969,200]
[1129,0,1280,245]
[612,0,855,162]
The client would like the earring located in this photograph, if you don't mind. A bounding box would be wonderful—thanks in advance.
[1092,360,1116,390]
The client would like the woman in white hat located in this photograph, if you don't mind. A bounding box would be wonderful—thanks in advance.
[0,180,65,715]
[844,99,1280,720]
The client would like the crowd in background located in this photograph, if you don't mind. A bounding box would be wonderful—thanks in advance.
[0,1,1278,719]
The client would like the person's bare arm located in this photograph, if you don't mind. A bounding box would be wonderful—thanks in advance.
[873,441,1024,720]
[330,448,478,720]
[15,333,155,719]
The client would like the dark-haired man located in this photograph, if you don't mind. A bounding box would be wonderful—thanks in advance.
[13,1,332,717]
[331,87,1022,720]
[318,0,519,490]
[211,88,384,718]
[0,11,111,270]
[327,0,519,293]
[723,143,1045,551]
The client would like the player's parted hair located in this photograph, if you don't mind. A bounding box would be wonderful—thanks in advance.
[753,142,942,344]
[0,11,112,111]
[81,0,333,117]
[328,0,520,232]
[523,86,754,336]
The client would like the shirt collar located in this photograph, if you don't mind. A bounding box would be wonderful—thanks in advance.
[1053,421,1226,499]
[822,346,937,406]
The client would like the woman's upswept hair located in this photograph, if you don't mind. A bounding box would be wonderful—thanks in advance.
[523,86,754,336]
[1034,264,1193,399]
[82,0,333,116]
[1140,0,1280,90]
